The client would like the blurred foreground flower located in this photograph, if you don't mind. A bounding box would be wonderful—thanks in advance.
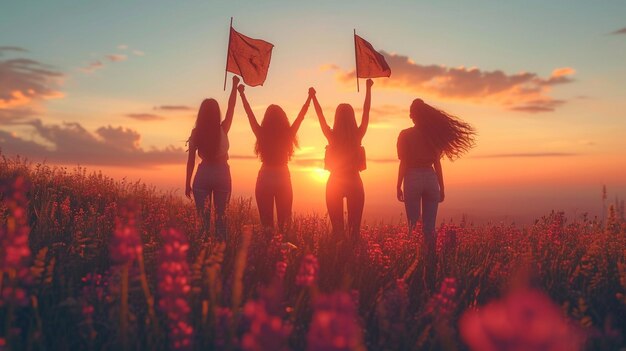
[241,299,292,351]
[296,254,319,288]
[459,288,585,351]
[0,176,32,306]
[158,228,193,351]
[307,291,365,351]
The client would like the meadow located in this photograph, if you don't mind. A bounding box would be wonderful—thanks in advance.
[1,152,625,351]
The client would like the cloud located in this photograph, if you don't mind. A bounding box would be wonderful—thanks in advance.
[0,51,64,122]
[106,54,127,62]
[153,105,193,111]
[611,27,626,35]
[1,119,184,167]
[325,51,575,113]
[472,152,579,159]
[126,113,165,121]
[80,46,143,74]
[0,47,28,55]
[80,60,105,73]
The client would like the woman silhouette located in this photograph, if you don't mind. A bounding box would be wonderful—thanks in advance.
[185,75,239,241]
[238,84,311,232]
[396,98,475,287]
[309,79,373,241]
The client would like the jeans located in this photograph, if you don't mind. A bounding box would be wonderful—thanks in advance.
[326,172,364,240]
[193,162,231,240]
[403,167,440,235]
[255,165,293,231]
[404,167,440,290]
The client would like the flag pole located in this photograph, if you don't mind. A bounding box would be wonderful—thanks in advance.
[223,17,233,91]
[353,28,359,93]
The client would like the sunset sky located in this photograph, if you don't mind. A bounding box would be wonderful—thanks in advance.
[2,1,625,223]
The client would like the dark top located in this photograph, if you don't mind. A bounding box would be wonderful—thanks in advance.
[397,127,438,168]
[325,134,366,174]
[257,131,293,167]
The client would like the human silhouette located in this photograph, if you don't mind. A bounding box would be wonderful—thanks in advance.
[396,98,475,288]
[238,84,311,233]
[185,75,239,241]
[309,79,373,241]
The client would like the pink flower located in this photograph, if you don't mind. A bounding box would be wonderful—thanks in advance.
[459,289,585,351]
[0,176,33,307]
[157,228,193,351]
[306,292,365,351]
[109,212,142,265]
[425,277,457,319]
[296,254,319,287]
[241,300,292,351]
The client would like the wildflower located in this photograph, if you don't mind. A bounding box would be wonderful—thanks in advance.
[241,300,292,351]
[158,228,193,351]
[109,212,142,265]
[296,254,319,287]
[459,289,585,351]
[425,277,457,320]
[306,291,365,351]
[0,176,33,307]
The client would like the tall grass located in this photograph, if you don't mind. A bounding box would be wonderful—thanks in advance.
[1,152,625,350]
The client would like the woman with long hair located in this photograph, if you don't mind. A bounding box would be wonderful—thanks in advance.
[309,79,373,241]
[396,98,475,287]
[185,75,239,241]
[238,84,311,232]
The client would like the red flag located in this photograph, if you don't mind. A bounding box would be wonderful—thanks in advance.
[226,27,274,86]
[354,34,391,78]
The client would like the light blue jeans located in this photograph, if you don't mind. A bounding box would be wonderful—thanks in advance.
[193,162,231,240]
[403,167,440,236]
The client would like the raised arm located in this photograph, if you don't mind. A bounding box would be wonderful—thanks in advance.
[238,84,261,137]
[185,135,197,199]
[358,79,373,139]
[221,75,240,133]
[290,94,312,134]
[309,87,332,140]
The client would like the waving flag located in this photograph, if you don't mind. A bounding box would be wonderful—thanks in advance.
[226,26,274,87]
[354,34,391,78]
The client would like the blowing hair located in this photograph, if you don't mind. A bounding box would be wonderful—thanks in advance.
[190,98,221,158]
[331,103,359,148]
[410,99,476,160]
[255,104,297,161]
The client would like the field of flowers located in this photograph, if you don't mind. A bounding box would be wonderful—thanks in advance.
[1,153,626,351]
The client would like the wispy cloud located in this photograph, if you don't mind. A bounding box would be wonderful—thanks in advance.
[472,152,579,159]
[1,119,184,167]
[80,45,143,74]
[0,46,28,55]
[325,51,575,113]
[153,105,193,111]
[126,113,165,121]
[80,60,104,73]
[106,54,127,62]
[611,27,626,35]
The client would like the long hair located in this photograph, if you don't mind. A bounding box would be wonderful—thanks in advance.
[410,99,476,160]
[255,104,297,161]
[331,103,359,148]
[190,98,221,158]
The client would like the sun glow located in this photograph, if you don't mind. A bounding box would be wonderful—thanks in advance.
[309,167,329,183]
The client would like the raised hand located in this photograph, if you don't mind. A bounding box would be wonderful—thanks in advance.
[308,87,316,97]
[232,75,240,86]
[366,78,374,88]
[237,84,245,94]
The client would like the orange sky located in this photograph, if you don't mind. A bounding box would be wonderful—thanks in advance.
[2,1,626,223]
